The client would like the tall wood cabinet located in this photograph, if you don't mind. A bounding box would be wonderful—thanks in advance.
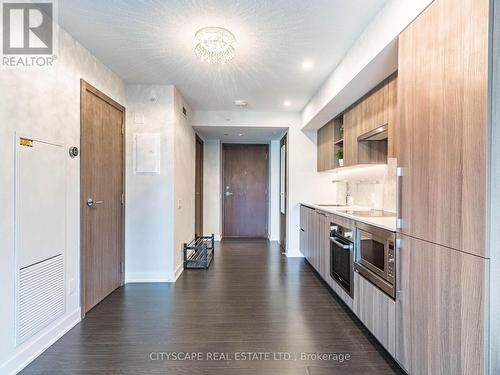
[395,0,491,373]
[395,234,487,374]
[397,0,489,257]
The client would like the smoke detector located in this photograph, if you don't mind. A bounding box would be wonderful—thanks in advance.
[234,100,248,108]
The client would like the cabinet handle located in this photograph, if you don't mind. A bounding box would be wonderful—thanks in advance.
[396,167,403,229]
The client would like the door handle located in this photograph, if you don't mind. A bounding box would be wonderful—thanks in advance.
[396,167,403,229]
[87,198,104,208]
[330,237,352,250]
[224,191,233,196]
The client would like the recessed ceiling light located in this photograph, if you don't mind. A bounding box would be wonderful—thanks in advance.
[234,100,248,108]
[194,27,236,64]
[283,100,292,107]
[238,133,243,137]
[302,59,314,71]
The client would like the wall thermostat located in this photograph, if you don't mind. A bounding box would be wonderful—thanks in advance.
[69,146,79,158]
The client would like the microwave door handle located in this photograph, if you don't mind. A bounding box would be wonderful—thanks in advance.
[330,237,351,250]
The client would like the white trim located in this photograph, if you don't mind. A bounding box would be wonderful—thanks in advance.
[1,308,81,375]
[124,272,171,283]
[286,250,305,258]
[125,263,184,283]
[173,262,184,281]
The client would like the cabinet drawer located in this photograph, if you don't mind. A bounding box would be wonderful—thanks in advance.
[354,272,395,356]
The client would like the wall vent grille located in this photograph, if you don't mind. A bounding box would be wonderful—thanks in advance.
[16,254,65,345]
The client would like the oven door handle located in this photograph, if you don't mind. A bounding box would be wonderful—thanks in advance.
[330,237,351,250]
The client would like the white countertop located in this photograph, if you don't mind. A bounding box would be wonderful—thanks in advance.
[301,203,397,232]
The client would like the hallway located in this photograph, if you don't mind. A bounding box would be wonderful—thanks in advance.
[23,240,403,375]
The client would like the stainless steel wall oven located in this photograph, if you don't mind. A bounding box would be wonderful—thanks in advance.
[330,222,354,298]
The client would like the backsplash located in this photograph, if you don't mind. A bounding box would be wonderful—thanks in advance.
[330,159,397,212]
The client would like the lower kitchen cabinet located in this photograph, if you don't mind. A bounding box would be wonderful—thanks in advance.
[300,205,318,270]
[354,272,396,357]
[317,211,331,280]
[396,234,487,374]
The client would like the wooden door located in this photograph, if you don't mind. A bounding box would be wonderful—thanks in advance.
[396,234,487,374]
[81,80,125,315]
[397,0,489,257]
[195,135,204,236]
[222,144,268,238]
[279,133,287,250]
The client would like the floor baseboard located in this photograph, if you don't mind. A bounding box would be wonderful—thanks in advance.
[1,308,81,375]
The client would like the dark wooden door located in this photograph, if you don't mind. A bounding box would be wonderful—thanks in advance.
[279,133,287,250]
[195,135,204,236]
[222,144,268,238]
[80,80,125,315]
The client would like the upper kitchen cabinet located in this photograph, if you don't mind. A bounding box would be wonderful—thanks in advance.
[344,74,397,167]
[397,0,489,257]
[317,116,343,171]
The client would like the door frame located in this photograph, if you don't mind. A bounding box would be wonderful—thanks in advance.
[80,79,126,318]
[195,134,204,236]
[279,133,288,251]
[221,143,270,239]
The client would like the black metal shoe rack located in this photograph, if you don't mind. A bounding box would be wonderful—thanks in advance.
[183,234,215,269]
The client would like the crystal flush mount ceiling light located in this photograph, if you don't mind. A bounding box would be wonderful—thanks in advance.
[194,27,236,64]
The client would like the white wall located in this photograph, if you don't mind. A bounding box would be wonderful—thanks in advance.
[173,88,195,278]
[124,85,195,282]
[0,24,125,374]
[203,140,221,239]
[124,85,175,283]
[193,110,336,257]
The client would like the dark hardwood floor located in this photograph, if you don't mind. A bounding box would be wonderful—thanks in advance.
[23,239,404,375]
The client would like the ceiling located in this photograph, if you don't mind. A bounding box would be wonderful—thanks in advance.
[194,126,287,143]
[59,0,387,112]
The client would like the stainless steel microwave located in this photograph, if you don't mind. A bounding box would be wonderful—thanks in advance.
[354,222,396,298]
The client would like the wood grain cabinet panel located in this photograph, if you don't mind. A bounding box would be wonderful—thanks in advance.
[354,272,396,357]
[396,234,487,375]
[317,120,335,171]
[343,74,397,166]
[308,208,319,271]
[317,211,331,280]
[396,0,489,257]
[300,205,309,259]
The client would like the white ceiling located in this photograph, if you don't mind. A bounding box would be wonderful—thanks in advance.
[59,0,387,111]
[194,126,287,143]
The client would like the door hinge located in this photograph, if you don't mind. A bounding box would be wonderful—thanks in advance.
[120,261,124,273]
[121,193,124,205]
[121,121,124,135]
[266,153,268,160]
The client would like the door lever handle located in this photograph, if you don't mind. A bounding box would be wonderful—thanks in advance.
[87,198,104,208]
[224,191,233,196]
